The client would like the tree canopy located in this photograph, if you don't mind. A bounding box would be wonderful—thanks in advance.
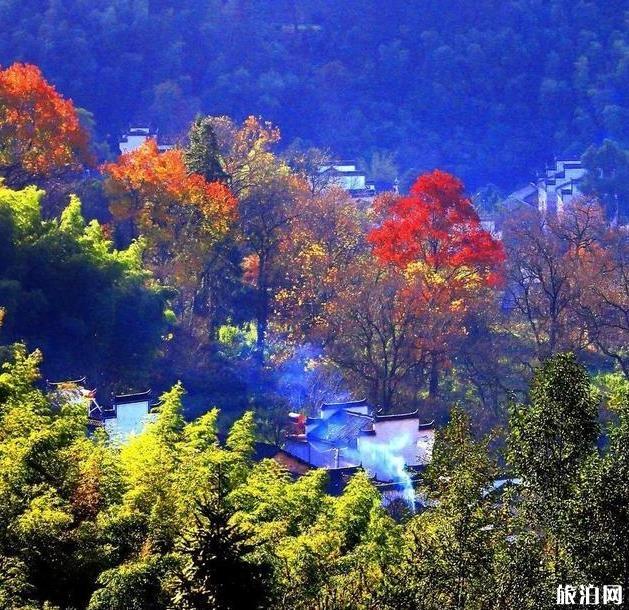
[0,0,626,189]
[0,182,171,389]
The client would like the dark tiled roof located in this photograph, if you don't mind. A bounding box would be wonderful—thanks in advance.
[374,409,419,421]
[373,411,435,429]
[324,169,365,177]
[321,398,368,411]
[114,389,151,404]
[309,409,373,444]
[417,421,435,430]
[272,449,313,477]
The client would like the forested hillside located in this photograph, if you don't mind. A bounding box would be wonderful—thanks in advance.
[0,0,626,188]
[0,3,628,603]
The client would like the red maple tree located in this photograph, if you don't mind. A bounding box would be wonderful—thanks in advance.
[368,170,506,397]
[369,169,505,284]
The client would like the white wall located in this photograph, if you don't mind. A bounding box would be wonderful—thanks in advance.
[119,134,149,154]
[358,419,435,470]
[334,174,366,191]
[104,400,154,443]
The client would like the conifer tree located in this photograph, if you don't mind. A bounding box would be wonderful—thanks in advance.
[184,117,229,184]
[508,353,599,577]
[170,473,272,610]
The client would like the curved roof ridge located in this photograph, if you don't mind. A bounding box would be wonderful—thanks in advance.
[345,409,372,419]
[47,376,87,386]
[321,398,367,410]
[374,409,419,421]
[114,389,151,403]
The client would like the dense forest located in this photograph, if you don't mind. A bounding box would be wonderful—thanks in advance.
[0,0,627,188]
[0,61,627,431]
[0,0,628,606]
[0,346,628,609]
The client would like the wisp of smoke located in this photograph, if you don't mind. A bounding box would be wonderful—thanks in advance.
[276,343,350,414]
[349,433,415,508]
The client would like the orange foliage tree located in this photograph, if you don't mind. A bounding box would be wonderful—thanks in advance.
[273,186,366,343]
[103,139,237,327]
[368,170,506,396]
[0,63,91,187]
[202,115,307,363]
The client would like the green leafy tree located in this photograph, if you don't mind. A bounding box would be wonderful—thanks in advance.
[171,484,273,610]
[0,183,171,389]
[566,378,629,591]
[380,408,499,610]
[87,555,175,610]
[508,353,599,577]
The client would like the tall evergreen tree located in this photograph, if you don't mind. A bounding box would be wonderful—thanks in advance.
[508,353,599,576]
[170,478,272,610]
[566,378,629,592]
[184,117,229,184]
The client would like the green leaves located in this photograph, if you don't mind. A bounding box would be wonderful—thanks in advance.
[0,183,170,388]
[0,349,627,609]
[508,353,598,520]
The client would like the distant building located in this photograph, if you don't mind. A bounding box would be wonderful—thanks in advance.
[118,126,173,155]
[504,158,586,216]
[539,159,586,216]
[101,390,156,443]
[279,23,323,34]
[47,380,157,443]
[478,213,500,238]
[283,399,435,483]
[317,161,376,199]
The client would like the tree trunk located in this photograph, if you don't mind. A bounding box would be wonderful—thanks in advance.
[429,356,440,398]
[256,284,268,366]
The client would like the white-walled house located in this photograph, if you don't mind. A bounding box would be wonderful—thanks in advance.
[538,159,586,216]
[102,390,156,443]
[317,161,376,198]
[283,399,435,482]
[118,126,173,155]
[504,158,586,216]
[46,381,155,443]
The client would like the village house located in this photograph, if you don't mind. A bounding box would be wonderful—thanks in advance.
[317,161,377,200]
[51,378,433,502]
[47,379,156,443]
[503,157,586,216]
[118,126,173,154]
[282,399,435,500]
[100,390,157,443]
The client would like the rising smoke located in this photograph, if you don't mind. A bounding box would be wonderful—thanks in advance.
[349,433,416,507]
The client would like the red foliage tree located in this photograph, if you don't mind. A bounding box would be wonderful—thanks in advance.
[368,170,506,397]
[369,170,505,283]
[0,63,91,186]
